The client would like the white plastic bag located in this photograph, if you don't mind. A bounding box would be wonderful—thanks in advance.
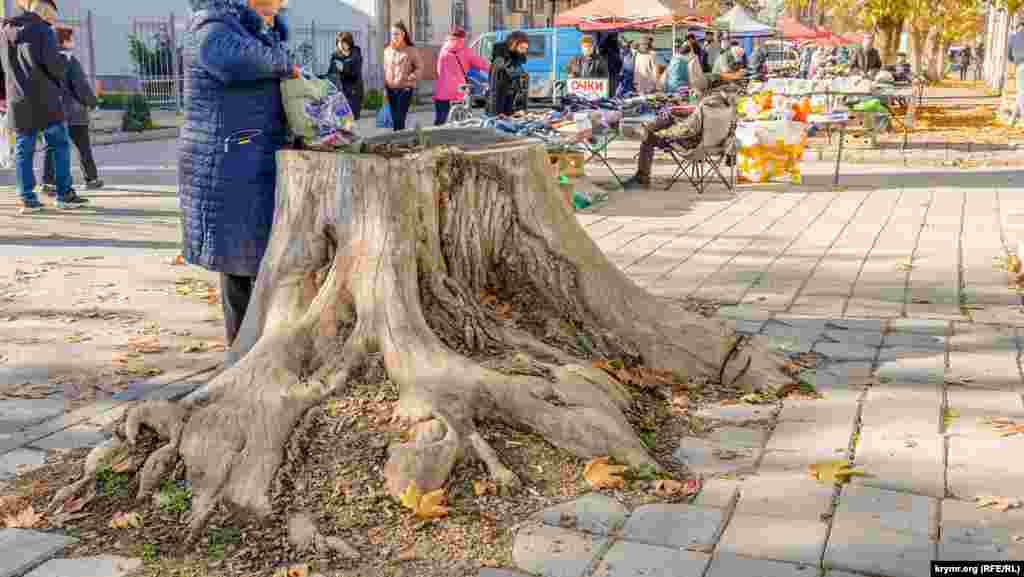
[0,112,12,169]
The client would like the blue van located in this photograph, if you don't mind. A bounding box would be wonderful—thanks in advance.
[470,27,688,101]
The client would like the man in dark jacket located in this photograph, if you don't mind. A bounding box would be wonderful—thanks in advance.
[1,0,87,213]
[43,25,101,192]
[487,31,528,116]
[854,33,882,77]
[568,36,608,80]
[599,33,622,99]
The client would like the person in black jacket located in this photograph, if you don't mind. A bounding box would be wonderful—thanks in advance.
[43,26,101,192]
[325,31,363,120]
[568,36,608,79]
[599,33,622,98]
[487,31,529,117]
[1,0,88,213]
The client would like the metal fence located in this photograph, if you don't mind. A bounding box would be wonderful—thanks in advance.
[288,24,383,91]
[131,15,184,110]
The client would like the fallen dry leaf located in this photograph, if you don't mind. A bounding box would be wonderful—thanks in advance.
[473,480,496,497]
[108,511,143,529]
[653,479,685,497]
[171,254,185,266]
[127,336,164,354]
[397,546,417,562]
[896,259,915,272]
[62,497,87,514]
[976,495,1022,512]
[583,456,628,490]
[807,460,867,484]
[0,495,27,517]
[494,302,513,320]
[415,488,449,519]
[287,563,310,577]
[983,417,1024,437]
[4,504,42,528]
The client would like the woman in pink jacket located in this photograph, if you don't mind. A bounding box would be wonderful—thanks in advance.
[433,28,489,125]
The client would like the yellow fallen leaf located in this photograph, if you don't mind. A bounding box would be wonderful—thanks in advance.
[175,285,194,296]
[4,505,43,528]
[473,480,496,497]
[287,564,309,577]
[398,483,421,510]
[653,479,685,497]
[108,511,143,529]
[807,460,867,484]
[127,336,164,354]
[583,456,628,490]
[1007,255,1022,275]
[976,495,1022,512]
[171,255,185,266]
[415,488,449,519]
[896,259,915,272]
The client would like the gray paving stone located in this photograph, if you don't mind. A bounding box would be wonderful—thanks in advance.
[733,319,767,335]
[704,554,818,577]
[0,399,66,434]
[825,319,885,333]
[139,382,204,403]
[763,322,824,344]
[772,318,829,335]
[538,493,629,536]
[0,529,77,577]
[813,341,878,362]
[888,318,950,335]
[0,448,47,480]
[672,438,759,476]
[24,556,142,577]
[512,523,607,577]
[691,479,739,509]
[937,540,1024,562]
[881,333,947,352]
[717,305,773,322]
[479,570,533,577]
[734,473,834,521]
[29,426,109,451]
[620,504,724,551]
[824,523,935,577]
[591,541,709,577]
[941,497,1024,548]
[765,336,817,356]
[948,437,1024,500]
[834,485,936,536]
[876,357,945,385]
[823,330,884,347]
[717,514,827,565]
[764,420,855,461]
[694,403,776,423]
[945,389,1024,438]
[706,426,767,448]
[852,431,945,498]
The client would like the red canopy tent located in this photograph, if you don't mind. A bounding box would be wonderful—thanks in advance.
[841,33,862,44]
[554,0,704,31]
[815,33,843,46]
[777,17,823,40]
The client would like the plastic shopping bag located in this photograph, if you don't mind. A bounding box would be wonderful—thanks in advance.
[303,90,359,147]
[280,72,338,143]
[0,113,12,170]
[376,99,393,129]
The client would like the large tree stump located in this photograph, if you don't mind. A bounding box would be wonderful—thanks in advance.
[74,129,791,539]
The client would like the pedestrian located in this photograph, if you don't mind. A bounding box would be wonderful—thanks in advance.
[960,46,972,82]
[383,21,420,131]
[632,36,658,95]
[661,42,691,95]
[704,34,720,74]
[43,25,102,194]
[486,30,529,116]
[1,0,88,214]
[600,33,622,98]
[178,0,299,347]
[433,27,487,126]
[1010,21,1024,126]
[617,37,635,97]
[568,35,608,79]
[686,33,708,73]
[326,32,364,120]
[855,33,882,77]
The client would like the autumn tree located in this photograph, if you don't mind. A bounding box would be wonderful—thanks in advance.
[52,131,792,541]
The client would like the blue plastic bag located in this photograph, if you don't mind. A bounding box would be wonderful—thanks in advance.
[376,100,392,129]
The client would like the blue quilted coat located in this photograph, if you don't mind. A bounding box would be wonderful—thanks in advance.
[178,0,292,277]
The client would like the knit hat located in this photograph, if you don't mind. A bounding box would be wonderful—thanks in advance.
[449,27,466,38]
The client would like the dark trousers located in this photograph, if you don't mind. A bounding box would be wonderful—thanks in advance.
[342,86,363,121]
[434,100,451,126]
[386,87,414,131]
[44,124,98,183]
[960,64,970,81]
[221,273,255,346]
[636,114,676,182]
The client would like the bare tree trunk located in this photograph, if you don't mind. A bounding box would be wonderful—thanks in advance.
[57,130,791,541]
[877,20,904,66]
[910,28,928,75]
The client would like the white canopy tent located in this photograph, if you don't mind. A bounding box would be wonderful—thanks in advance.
[713,5,774,37]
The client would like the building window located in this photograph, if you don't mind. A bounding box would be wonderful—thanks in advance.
[451,0,467,32]
[413,0,431,42]
[490,0,504,31]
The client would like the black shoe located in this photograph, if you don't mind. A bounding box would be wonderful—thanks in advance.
[56,191,90,210]
[621,176,649,190]
[85,179,104,190]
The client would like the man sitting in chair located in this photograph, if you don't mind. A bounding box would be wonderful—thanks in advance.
[623,90,738,189]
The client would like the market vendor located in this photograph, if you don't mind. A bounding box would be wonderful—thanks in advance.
[622,90,737,189]
[713,41,742,74]
[663,43,709,96]
[854,33,882,77]
[568,35,608,80]
[633,36,659,95]
[686,33,709,74]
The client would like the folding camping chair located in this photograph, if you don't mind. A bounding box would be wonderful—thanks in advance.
[656,94,738,195]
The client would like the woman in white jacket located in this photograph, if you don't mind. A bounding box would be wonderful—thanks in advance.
[633,36,659,95]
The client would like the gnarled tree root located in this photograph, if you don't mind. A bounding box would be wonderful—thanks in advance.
[95,130,791,541]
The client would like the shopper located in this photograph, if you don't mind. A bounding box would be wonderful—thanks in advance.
[383,21,421,131]
[326,32,364,120]
[43,26,101,193]
[0,0,88,213]
[487,30,529,116]
[567,35,608,79]
[433,27,488,125]
[633,36,658,95]
[960,46,972,82]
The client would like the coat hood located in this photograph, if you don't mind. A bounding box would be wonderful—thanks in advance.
[441,35,465,56]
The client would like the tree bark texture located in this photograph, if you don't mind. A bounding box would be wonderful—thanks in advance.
[60,129,791,540]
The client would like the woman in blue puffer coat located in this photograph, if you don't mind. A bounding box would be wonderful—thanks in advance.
[178,0,298,346]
